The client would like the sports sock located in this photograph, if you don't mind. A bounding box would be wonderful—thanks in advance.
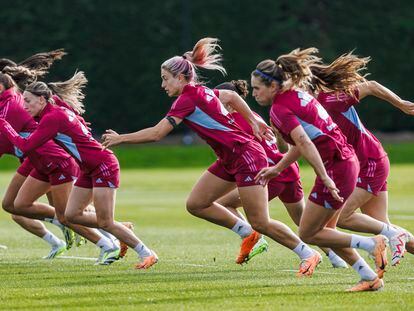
[293,242,315,260]
[351,258,377,281]
[350,234,376,253]
[231,219,253,238]
[133,242,152,258]
[42,231,63,247]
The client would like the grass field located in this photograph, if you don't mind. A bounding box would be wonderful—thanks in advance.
[0,166,414,310]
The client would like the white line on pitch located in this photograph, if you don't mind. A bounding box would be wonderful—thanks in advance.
[57,255,97,261]
[0,245,8,250]
[279,269,341,275]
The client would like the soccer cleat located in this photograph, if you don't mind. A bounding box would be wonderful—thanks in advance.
[346,277,384,292]
[43,241,66,259]
[389,231,408,266]
[97,248,121,265]
[75,234,87,247]
[135,251,158,270]
[246,236,269,262]
[236,231,261,264]
[328,254,348,269]
[297,251,322,277]
[119,222,135,258]
[370,235,388,277]
[61,226,76,250]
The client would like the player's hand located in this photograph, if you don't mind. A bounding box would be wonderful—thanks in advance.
[321,176,343,202]
[251,118,273,142]
[101,129,121,149]
[398,100,414,115]
[254,166,280,186]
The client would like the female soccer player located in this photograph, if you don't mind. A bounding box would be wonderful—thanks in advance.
[252,48,386,291]
[214,80,348,268]
[102,38,322,276]
[0,72,157,269]
[0,68,120,262]
[309,52,414,268]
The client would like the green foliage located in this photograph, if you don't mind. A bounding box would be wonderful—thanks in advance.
[2,142,414,171]
[0,1,413,133]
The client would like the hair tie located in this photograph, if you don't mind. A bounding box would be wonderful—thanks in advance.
[254,69,282,83]
[182,55,187,60]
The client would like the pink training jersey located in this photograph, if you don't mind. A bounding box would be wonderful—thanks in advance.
[317,90,387,162]
[0,88,72,174]
[270,90,354,163]
[230,111,300,183]
[0,102,114,174]
[166,84,254,162]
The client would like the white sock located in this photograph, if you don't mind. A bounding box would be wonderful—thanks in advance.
[328,250,339,260]
[96,237,114,251]
[98,229,119,248]
[133,242,152,258]
[231,219,253,238]
[293,242,315,260]
[350,234,376,252]
[42,231,62,247]
[44,217,64,229]
[380,223,399,239]
[351,258,377,281]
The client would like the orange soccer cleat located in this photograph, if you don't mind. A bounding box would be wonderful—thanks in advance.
[370,235,388,278]
[236,231,261,264]
[346,277,384,292]
[297,251,322,277]
[135,251,158,270]
[119,222,135,258]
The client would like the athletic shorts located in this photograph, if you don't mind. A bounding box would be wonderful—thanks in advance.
[16,158,33,177]
[208,140,268,187]
[75,155,120,189]
[356,156,389,195]
[30,157,80,186]
[268,179,304,203]
[308,155,359,210]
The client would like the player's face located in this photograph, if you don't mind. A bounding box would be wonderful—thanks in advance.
[161,69,183,97]
[23,91,45,117]
[251,76,277,106]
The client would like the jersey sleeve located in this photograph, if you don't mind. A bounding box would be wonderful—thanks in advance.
[0,114,59,154]
[271,104,301,135]
[166,96,195,119]
[319,90,360,112]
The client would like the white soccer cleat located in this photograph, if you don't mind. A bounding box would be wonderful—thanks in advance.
[389,230,408,266]
[43,241,66,259]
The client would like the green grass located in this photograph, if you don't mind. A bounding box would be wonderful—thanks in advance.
[2,142,414,170]
[0,166,414,310]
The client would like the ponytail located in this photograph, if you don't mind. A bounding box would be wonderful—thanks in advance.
[252,47,320,92]
[310,52,370,94]
[162,37,226,83]
[47,71,87,115]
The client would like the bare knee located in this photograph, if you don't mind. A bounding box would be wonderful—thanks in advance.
[250,219,270,235]
[2,198,14,214]
[186,198,208,215]
[299,226,320,244]
[65,209,78,224]
[11,214,24,222]
[97,218,115,231]
[13,197,32,211]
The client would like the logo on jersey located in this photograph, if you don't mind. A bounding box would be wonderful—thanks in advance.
[58,174,66,180]
[297,91,313,107]
[95,178,103,183]
[244,176,253,182]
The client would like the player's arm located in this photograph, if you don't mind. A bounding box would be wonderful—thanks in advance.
[357,80,414,115]
[218,90,272,141]
[269,119,289,153]
[0,117,57,153]
[102,117,181,148]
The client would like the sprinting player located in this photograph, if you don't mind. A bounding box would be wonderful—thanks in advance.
[214,80,348,268]
[309,52,414,269]
[0,68,120,262]
[102,38,322,275]
[252,48,386,291]
[0,72,157,269]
